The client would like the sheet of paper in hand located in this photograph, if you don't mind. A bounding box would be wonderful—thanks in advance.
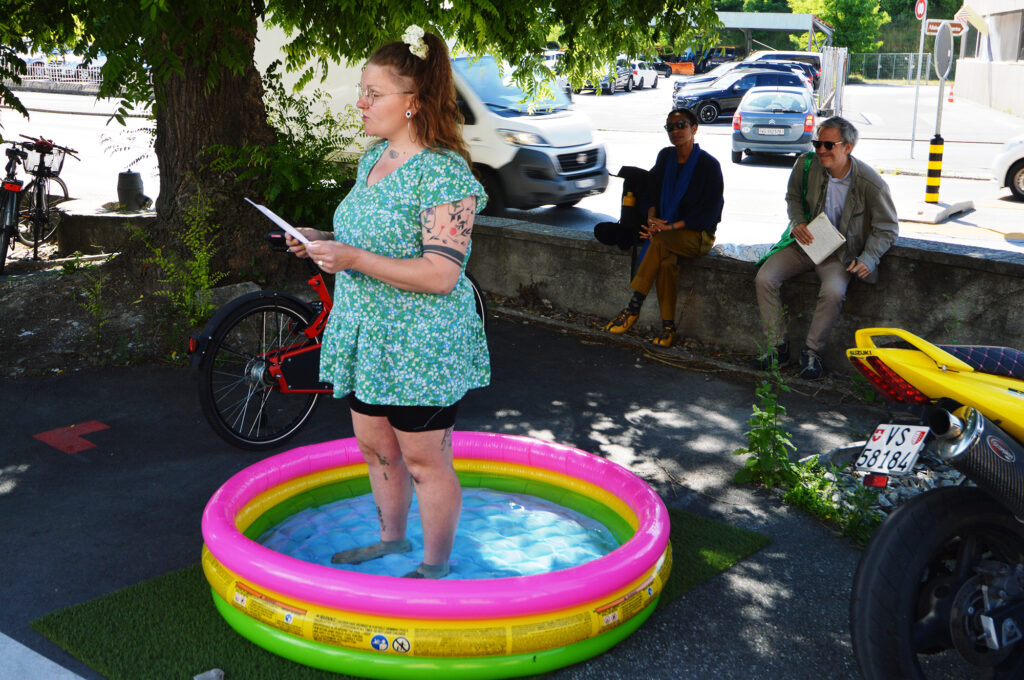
[798,212,846,265]
[244,198,309,244]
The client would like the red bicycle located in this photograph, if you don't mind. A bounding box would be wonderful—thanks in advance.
[189,231,486,450]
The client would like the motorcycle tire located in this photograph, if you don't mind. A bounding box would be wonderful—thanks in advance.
[850,485,1024,680]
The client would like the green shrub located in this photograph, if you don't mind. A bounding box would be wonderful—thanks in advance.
[206,61,361,228]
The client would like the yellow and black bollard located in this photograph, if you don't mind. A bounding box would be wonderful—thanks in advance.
[925,134,943,204]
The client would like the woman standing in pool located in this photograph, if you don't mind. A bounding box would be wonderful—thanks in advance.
[286,26,489,579]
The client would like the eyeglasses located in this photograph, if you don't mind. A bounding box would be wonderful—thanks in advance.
[664,121,692,131]
[811,140,844,150]
[355,86,413,106]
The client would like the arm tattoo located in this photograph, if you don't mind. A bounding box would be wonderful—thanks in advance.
[421,197,476,262]
[422,244,465,266]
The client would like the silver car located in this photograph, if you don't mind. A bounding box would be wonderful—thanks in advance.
[730,86,816,164]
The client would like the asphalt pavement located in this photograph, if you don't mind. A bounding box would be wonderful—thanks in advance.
[0,311,890,680]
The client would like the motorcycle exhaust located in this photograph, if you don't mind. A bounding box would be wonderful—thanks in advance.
[931,408,1024,518]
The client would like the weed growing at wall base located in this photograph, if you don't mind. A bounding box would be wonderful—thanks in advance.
[131,185,226,328]
[734,359,882,544]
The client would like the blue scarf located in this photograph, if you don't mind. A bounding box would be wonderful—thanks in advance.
[658,143,703,224]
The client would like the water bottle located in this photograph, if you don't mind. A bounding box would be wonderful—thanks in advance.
[620,190,640,240]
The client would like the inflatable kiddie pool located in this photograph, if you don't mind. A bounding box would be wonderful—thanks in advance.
[201,432,672,679]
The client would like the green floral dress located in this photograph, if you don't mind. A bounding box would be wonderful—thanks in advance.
[319,142,490,406]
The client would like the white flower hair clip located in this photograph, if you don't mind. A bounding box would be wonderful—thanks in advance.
[402,25,428,59]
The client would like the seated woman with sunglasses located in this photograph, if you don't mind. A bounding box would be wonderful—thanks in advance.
[751,116,898,379]
[603,108,724,347]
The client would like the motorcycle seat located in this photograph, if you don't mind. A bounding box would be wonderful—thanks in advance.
[937,345,1024,380]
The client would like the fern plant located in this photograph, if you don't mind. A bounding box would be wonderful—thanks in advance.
[132,185,226,327]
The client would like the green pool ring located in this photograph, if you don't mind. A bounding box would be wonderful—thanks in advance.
[212,589,658,680]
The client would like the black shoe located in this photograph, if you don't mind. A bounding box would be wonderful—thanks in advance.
[750,340,790,370]
[798,348,824,380]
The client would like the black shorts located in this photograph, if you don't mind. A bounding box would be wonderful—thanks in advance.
[347,393,459,433]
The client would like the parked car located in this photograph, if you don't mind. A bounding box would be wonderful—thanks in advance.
[708,46,741,67]
[577,57,633,94]
[648,57,673,78]
[675,61,811,95]
[672,62,740,94]
[743,50,822,88]
[993,133,1024,201]
[674,69,807,123]
[629,59,659,89]
[776,60,818,89]
[540,50,572,97]
[731,86,816,163]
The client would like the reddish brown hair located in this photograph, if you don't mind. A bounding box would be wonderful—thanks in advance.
[368,32,472,167]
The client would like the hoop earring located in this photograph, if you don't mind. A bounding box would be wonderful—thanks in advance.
[405,110,412,119]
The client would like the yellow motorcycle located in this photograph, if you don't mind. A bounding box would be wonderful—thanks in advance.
[847,328,1024,680]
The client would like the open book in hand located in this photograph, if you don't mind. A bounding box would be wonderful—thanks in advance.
[798,212,846,265]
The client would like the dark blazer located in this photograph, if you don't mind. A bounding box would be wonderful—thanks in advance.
[644,146,725,234]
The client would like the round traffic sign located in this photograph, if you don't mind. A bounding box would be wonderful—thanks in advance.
[934,21,953,79]
[915,0,927,20]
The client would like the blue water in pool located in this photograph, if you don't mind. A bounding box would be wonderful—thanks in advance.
[257,489,621,579]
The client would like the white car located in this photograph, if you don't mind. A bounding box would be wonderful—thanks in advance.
[630,59,660,89]
[993,133,1024,201]
[540,50,572,97]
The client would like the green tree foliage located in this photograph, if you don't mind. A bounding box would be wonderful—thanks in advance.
[788,0,890,52]
[2,0,721,278]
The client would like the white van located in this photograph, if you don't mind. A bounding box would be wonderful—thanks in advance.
[254,28,607,213]
[452,55,607,211]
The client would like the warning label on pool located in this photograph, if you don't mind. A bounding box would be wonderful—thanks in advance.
[233,582,306,637]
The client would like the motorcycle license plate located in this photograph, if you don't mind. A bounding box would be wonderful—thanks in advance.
[855,424,930,475]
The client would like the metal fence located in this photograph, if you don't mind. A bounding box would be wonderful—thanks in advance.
[23,62,103,85]
[847,52,957,84]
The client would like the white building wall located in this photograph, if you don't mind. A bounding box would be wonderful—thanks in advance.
[953,0,1024,116]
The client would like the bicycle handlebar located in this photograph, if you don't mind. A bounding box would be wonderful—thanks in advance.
[17,134,80,160]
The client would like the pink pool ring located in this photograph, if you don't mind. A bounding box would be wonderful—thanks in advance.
[201,431,672,679]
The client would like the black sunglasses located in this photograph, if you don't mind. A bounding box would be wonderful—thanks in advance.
[664,121,692,131]
[811,140,843,150]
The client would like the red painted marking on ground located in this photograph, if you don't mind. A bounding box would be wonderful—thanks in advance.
[33,421,111,454]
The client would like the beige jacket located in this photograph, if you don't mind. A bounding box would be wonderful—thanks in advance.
[786,153,899,284]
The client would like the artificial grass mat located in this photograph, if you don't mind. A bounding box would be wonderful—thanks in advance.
[31,507,769,680]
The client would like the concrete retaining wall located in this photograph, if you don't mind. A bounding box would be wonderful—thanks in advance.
[55,205,1024,372]
[469,216,1024,371]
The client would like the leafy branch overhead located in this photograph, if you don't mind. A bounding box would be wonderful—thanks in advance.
[3,1,721,115]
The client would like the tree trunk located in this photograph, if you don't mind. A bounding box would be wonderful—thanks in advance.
[126,9,289,285]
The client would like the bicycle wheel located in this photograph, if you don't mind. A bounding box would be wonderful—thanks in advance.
[17,177,69,247]
[465,271,487,331]
[198,296,322,451]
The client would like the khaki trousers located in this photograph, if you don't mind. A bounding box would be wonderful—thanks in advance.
[630,229,715,322]
[754,244,852,353]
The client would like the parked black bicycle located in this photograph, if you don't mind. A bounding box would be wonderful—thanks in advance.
[0,142,28,275]
[16,135,77,257]
[1,135,78,274]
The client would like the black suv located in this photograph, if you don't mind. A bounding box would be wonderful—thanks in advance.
[673,69,807,123]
